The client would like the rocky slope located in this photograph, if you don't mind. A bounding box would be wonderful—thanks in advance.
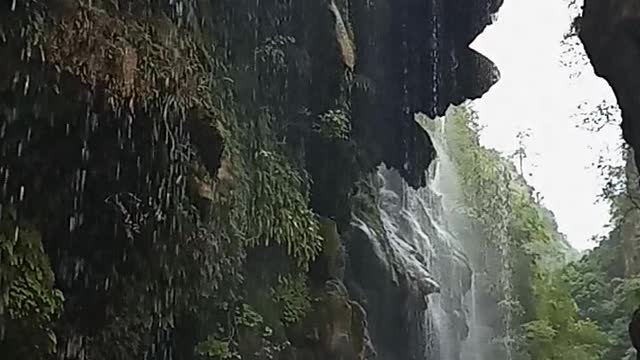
[0,1,501,359]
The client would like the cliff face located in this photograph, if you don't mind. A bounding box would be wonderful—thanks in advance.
[0,1,501,359]
[580,0,640,173]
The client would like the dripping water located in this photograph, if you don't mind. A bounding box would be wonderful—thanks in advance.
[430,0,441,116]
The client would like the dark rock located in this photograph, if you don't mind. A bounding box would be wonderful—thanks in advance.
[630,307,640,357]
[580,0,640,174]
[311,217,347,282]
[350,0,503,189]
[293,280,370,360]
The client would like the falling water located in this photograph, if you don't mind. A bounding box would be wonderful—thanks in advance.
[369,114,511,360]
[463,275,482,360]
[497,203,516,360]
[430,0,441,116]
[376,117,474,360]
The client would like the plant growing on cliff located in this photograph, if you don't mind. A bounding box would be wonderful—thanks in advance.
[314,109,352,141]
[0,211,64,359]
[248,145,323,268]
[271,275,312,325]
[257,35,297,70]
[196,302,290,360]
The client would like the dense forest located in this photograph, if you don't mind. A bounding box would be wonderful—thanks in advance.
[438,106,636,360]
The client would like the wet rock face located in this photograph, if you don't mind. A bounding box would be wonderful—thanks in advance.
[288,281,374,360]
[350,0,502,189]
[580,0,640,172]
[344,167,474,360]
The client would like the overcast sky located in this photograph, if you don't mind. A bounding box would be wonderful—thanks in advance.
[469,0,623,250]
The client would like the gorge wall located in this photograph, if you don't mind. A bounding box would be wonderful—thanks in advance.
[580,4,640,353]
[0,1,501,359]
[580,0,640,176]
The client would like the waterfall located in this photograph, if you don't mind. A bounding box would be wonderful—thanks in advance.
[462,275,483,360]
[369,114,511,360]
[377,126,472,360]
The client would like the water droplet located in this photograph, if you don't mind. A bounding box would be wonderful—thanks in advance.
[13,226,19,244]
[2,169,9,196]
[127,114,133,139]
[80,170,87,192]
[23,74,29,95]
[81,142,89,162]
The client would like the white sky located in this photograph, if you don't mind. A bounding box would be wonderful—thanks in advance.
[469,0,623,250]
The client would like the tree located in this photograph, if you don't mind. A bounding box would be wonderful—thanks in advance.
[512,128,532,177]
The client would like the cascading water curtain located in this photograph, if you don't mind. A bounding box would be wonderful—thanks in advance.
[495,165,517,360]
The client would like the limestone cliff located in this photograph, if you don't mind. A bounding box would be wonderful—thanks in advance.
[0,1,501,359]
[580,0,640,173]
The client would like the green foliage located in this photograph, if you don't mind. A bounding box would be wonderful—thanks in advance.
[271,275,312,325]
[557,146,640,360]
[443,106,607,359]
[257,35,296,70]
[247,145,323,268]
[197,337,235,359]
[196,303,287,360]
[2,0,342,359]
[314,109,352,141]
[564,253,640,359]
[0,211,64,359]
[523,270,607,360]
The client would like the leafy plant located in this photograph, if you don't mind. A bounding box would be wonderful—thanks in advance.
[247,147,322,267]
[0,211,64,359]
[314,109,351,141]
[271,275,312,324]
[257,35,296,70]
[197,337,236,359]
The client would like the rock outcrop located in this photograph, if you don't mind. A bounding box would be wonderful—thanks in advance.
[580,0,640,173]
